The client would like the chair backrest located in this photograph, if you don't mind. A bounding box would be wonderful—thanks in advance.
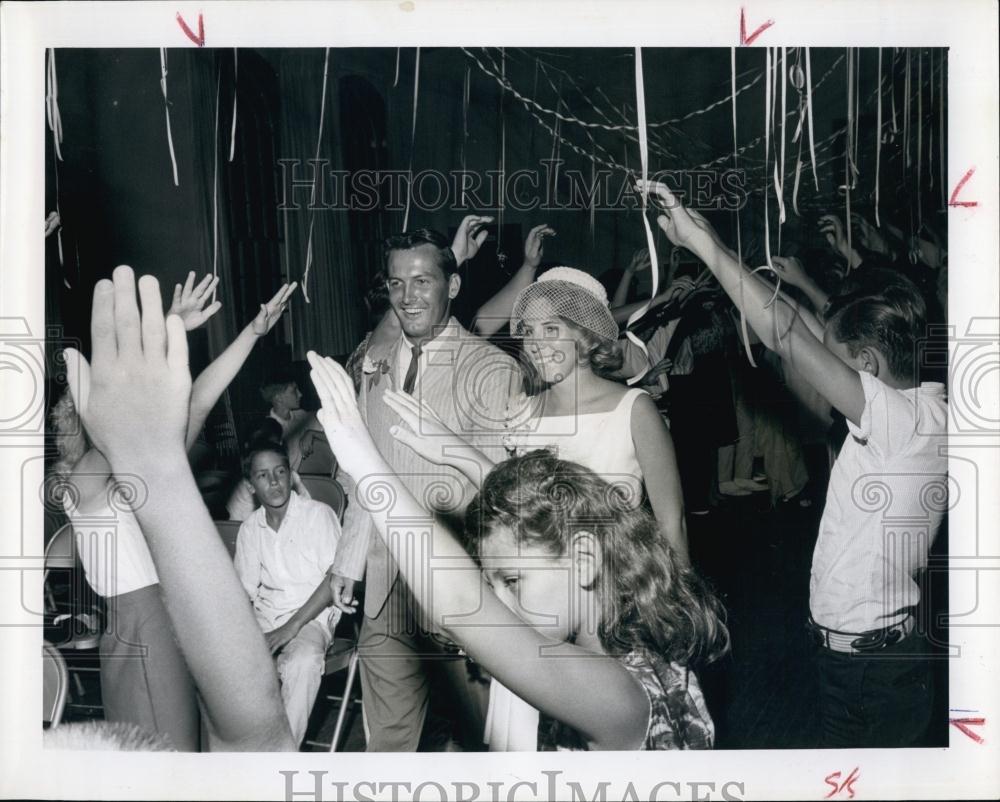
[298,475,346,522]
[44,523,76,571]
[42,640,69,727]
[215,519,243,559]
[297,431,338,478]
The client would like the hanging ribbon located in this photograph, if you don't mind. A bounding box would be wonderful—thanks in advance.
[732,47,756,368]
[929,50,935,191]
[402,47,420,232]
[774,47,787,242]
[804,48,819,191]
[302,47,331,302]
[461,65,470,208]
[589,135,597,244]
[916,50,923,231]
[228,49,238,162]
[875,47,882,227]
[497,48,506,256]
[903,49,911,169]
[393,47,401,88]
[762,48,774,270]
[45,49,64,162]
[212,70,221,291]
[549,78,563,199]
[625,47,659,386]
[159,49,180,187]
[844,48,853,271]
[938,52,945,210]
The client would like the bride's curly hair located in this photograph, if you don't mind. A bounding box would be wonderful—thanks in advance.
[464,450,729,667]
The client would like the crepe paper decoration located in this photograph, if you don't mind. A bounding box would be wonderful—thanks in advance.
[774,47,787,240]
[938,53,945,210]
[498,48,506,251]
[302,48,331,302]
[917,50,923,230]
[402,47,420,233]
[461,65,470,208]
[229,49,238,163]
[844,48,854,272]
[393,47,401,89]
[762,47,774,271]
[625,47,660,387]
[159,49,180,187]
[904,49,911,170]
[804,48,819,192]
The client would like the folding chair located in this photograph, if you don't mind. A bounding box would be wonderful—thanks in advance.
[42,640,69,727]
[297,431,338,479]
[297,475,346,522]
[302,620,363,753]
[214,519,243,559]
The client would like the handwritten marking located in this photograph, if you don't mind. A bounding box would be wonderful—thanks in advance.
[176,12,205,47]
[740,6,775,46]
[823,768,859,799]
[949,716,985,744]
[948,167,978,207]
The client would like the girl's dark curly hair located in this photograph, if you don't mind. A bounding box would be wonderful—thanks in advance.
[464,450,730,667]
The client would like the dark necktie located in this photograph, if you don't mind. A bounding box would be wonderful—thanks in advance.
[402,343,422,394]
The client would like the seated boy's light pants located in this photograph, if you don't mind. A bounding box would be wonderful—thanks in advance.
[274,618,333,746]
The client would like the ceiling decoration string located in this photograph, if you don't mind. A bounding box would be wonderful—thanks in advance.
[159,49,180,186]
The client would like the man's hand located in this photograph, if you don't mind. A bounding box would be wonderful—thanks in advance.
[251,282,298,336]
[264,620,301,654]
[383,389,467,466]
[328,573,359,614]
[451,215,494,266]
[64,266,191,466]
[636,179,720,254]
[850,213,891,257]
[168,271,223,331]
[523,224,556,270]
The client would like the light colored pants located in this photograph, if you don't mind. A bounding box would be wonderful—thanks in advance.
[271,617,334,746]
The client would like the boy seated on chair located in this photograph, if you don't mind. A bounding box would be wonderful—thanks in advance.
[233,440,342,747]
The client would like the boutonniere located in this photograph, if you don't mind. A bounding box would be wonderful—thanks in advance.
[364,357,392,392]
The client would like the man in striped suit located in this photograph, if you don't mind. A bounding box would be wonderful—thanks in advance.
[330,227,518,751]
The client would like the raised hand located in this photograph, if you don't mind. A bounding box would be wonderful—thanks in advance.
[306,351,380,479]
[64,265,191,466]
[383,389,466,466]
[770,256,810,288]
[850,213,891,257]
[450,214,495,266]
[523,224,556,270]
[818,215,851,258]
[168,271,223,331]
[636,179,720,253]
[251,282,298,336]
[626,247,652,274]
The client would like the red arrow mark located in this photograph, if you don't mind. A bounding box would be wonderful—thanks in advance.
[740,7,775,46]
[176,12,205,47]
[949,716,985,744]
[948,167,978,207]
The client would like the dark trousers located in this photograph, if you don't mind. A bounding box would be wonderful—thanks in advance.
[815,632,932,748]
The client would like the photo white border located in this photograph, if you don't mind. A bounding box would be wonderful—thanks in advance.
[1,1,997,799]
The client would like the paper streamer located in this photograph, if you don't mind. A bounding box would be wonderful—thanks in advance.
[46,49,64,162]
[393,47,401,88]
[774,47,787,235]
[212,70,221,291]
[229,49,238,162]
[762,48,773,271]
[875,48,882,227]
[624,47,659,387]
[733,47,756,368]
[916,50,923,230]
[804,48,819,191]
[844,48,853,271]
[498,48,506,249]
[461,66,470,208]
[938,52,945,210]
[159,49,180,187]
[402,47,420,232]
[302,47,331,302]
[904,49,911,170]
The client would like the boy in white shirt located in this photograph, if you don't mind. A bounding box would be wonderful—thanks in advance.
[234,442,342,746]
[640,179,946,747]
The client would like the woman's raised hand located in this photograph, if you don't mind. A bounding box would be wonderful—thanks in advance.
[168,271,222,331]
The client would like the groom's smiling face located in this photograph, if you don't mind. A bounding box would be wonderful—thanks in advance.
[386,244,461,346]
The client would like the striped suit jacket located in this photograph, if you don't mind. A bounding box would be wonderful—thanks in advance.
[332,318,519,618]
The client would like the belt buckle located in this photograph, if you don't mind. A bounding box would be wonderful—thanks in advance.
[850,626,903,652]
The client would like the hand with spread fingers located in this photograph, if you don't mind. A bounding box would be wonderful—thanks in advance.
[382,389,467,467]
[451,214,495,266]
[64,265,191,465]
[168,271,223,331]
[252,282,298,336]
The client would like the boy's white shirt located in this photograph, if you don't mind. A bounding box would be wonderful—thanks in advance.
[233,490,342,632]
[809,371,948,632]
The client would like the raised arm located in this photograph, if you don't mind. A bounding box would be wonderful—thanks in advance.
[308,352,648,749]
[474,224,554,337]
[65,266,293,751]
[611,248,650,308]
[185,282,297,450]
[639,180,865,426]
